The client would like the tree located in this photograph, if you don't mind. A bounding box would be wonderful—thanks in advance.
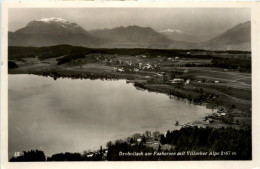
[99,146,103,157]
[170,72,176,79]
[106,141,112,148]
[141,137,146,144]
[130,138,134,144]
[160,135,166,145]
[158,144,161,152]
[199,88,204,94]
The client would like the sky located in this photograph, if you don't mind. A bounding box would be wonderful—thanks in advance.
[8,8,250,41]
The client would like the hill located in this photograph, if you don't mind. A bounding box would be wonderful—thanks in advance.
[201,21,251,51]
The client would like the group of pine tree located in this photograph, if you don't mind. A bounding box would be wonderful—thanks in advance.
[10,127,251,161]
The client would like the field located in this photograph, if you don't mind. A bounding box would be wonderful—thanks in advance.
[8,45,252,128]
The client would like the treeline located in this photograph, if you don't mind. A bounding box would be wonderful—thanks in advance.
[10,127,251,161]
[106,127,251,160]
[160,127,251,160]
[134,81,214,103]
[9,45,250,61]
[47,149,104,161]
[8,45,72,60]
[8,45,197,60]
[211,57,251,72]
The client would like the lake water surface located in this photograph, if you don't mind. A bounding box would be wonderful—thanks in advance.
[9,74,210,157]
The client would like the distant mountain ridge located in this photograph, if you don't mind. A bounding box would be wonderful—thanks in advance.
[201,21,251,50]
[88,25,176,48]
[16,18,87,35]
[9,18,104,47]
[159,29,201,43]
[8,18,251,51]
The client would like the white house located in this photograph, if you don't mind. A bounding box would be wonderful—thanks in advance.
[221,113,226,116]
[134,68,140,72]
[185,79,190,85]
[87,153,94,158]
[118,68,124,72]
[137,138,142,143]
[170,78,184,84]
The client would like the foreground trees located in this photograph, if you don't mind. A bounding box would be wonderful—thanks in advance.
[9,127,251,161]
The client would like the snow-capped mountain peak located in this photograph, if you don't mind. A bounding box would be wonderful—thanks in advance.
[17,17,88,35]
[159,29,183,34]
[35,17,82,30]
[36,17,69,24]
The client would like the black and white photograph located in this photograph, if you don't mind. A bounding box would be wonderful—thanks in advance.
[1,2,260,168]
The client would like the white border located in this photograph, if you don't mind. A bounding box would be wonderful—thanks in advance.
[1,2,260,169]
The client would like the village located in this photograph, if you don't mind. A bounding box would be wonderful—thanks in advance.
[9,47,252,129]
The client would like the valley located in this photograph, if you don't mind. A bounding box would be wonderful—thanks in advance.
[8,45,252,129]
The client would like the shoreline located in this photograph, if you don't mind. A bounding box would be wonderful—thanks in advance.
[9,70,249,129]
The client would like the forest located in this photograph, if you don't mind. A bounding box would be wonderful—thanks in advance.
[9,127,251,161]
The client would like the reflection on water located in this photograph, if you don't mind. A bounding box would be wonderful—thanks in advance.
[8,74,209,157]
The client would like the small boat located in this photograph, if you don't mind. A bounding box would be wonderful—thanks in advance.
[175,121,179,126]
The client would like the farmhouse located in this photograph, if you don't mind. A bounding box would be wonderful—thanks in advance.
[137,138,142,143]
[86,153,94,158]
[170,78,184,84]
[117,60,123,64]
[134,68,140,72]
[117,68,124,72]
[155,73,163,77]
[142,63,153,70]
[185,79,190,85]
[221,113,226,116]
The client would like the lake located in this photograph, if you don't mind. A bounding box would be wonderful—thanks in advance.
[8,74,210,157]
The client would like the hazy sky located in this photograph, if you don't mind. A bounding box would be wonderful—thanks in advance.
[9,8,250,41]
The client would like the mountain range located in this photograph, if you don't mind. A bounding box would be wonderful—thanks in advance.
[159,29,201,43]
[9,18,104,47]
[8,17,251,51]
[200,21,251,51]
